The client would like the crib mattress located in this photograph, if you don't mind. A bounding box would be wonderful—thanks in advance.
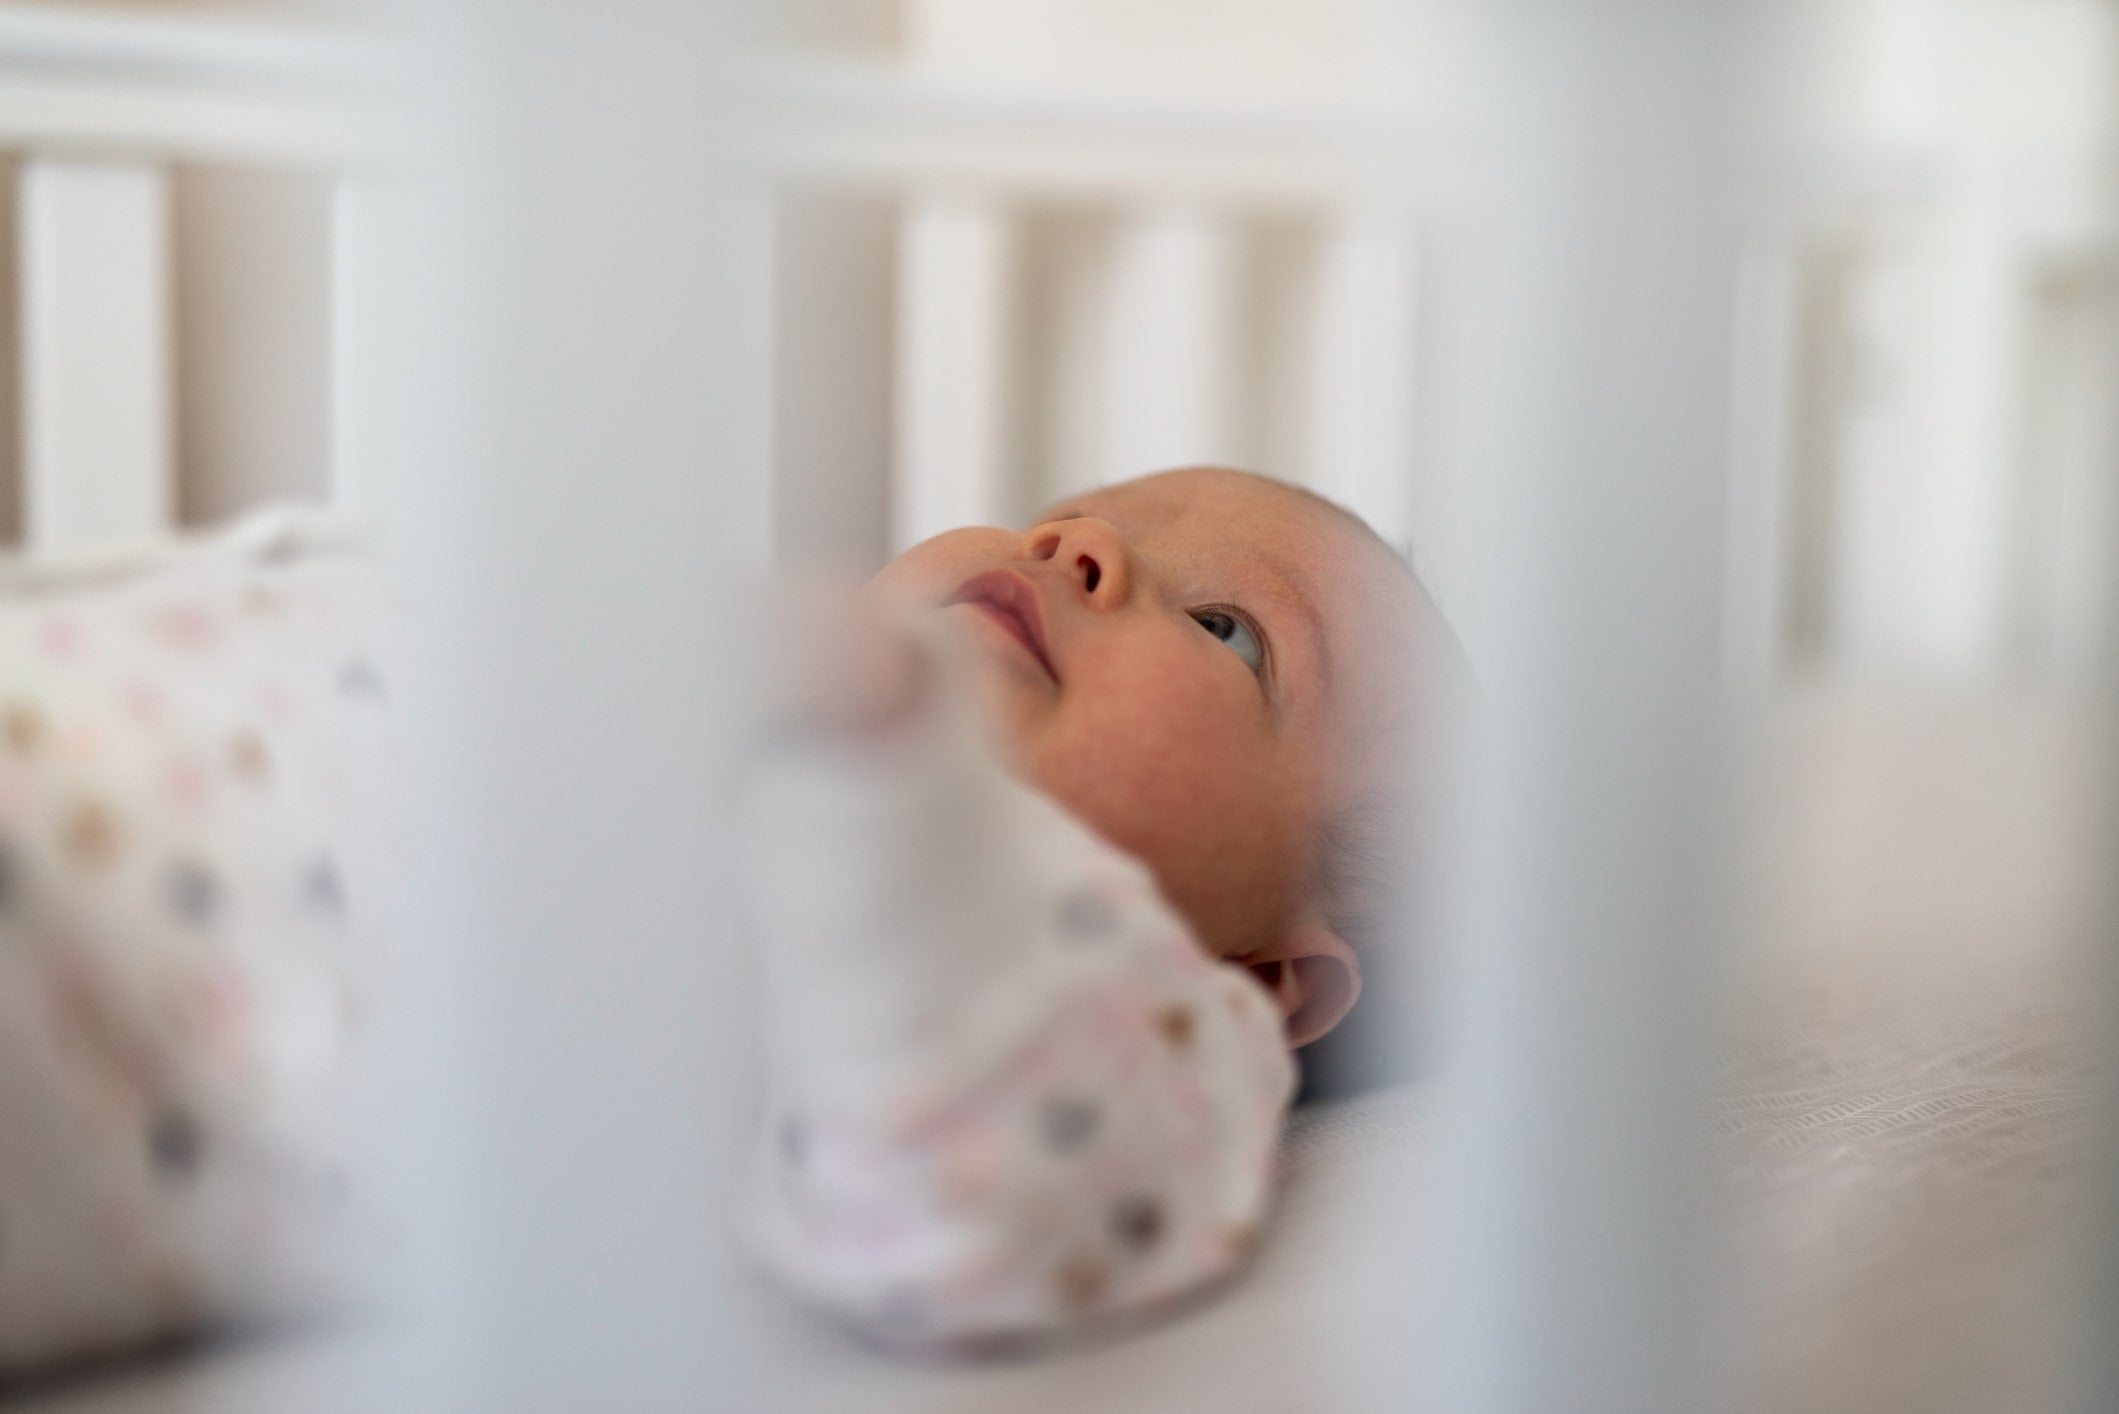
[7,689,2096,1414]
[13,977,2085,1414]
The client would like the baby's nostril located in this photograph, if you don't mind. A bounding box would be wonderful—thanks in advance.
[1078,555,1101,593]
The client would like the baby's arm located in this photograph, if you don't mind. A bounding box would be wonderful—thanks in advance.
[738,608,1294,1348]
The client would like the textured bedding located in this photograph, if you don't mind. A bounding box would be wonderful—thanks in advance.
[4,932,2090,1414]
[748,699,2098,1414]
[1720,687,2101,1414]
[0,657,2093,1410]
[0,513,399,1382]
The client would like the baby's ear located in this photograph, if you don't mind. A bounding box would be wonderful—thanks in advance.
[1246,919,1362,1049]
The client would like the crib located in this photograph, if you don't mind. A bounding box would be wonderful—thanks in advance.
[5,3,2112,678]
[2,3,2115,1412]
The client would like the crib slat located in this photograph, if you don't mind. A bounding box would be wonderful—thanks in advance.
[1434,6,1743,1414]
[18,158,173,549]
[1100,204,1240,477]
[1296,212,1418,549]
[892,194,1017,551]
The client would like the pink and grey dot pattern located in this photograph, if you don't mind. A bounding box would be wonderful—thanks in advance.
[0,515,398,1379]
[745,728,1294,1348]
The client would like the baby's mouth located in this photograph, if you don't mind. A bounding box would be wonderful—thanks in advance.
[946,570,1058,685]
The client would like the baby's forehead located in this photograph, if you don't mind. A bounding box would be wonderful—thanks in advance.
[1045,468,1350,550]
[1053,472,1398,617]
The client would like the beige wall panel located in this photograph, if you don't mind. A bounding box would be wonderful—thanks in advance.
[171,163,332,527]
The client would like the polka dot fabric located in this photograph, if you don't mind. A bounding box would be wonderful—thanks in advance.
[0,512,398,1379]
[741,667,1295,1350]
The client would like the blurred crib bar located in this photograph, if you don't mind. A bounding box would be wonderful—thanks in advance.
[1433,9,1743,1412]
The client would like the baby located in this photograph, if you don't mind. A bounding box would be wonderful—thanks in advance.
[0,470,1448,1375]
[741,467,1457,1348]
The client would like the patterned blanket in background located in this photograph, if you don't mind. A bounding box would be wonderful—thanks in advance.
[0,512,399,1380]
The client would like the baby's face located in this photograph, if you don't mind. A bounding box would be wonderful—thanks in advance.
[869,468,1413,966]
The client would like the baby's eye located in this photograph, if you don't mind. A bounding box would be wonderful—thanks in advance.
[1190,608,1265,674]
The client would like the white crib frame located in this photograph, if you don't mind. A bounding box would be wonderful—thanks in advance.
[0,8,1436,552]
[7,7,2105,682]
[5,4,2105,675]
[1,6,2114,1411]
[0,3,389,552]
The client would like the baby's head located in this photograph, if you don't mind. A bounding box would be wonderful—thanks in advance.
[870,468,1457,1061]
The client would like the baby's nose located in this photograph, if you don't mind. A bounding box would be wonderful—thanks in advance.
[1019,517,1131,608]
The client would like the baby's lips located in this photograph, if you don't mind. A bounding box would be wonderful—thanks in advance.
[945,570,1059,685]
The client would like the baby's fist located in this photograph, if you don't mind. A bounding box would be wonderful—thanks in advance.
[759,582,930,740]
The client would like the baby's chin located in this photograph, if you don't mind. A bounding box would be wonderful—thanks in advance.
[922,603,1047,772]
[860,537,1078,808]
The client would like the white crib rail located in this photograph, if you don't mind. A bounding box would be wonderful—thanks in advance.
[0,1,388,554]
[744,57,1435,205]
[748,56,1439,573]
[7,19,2094,684]
[0,5,2106,670]
[0,4,386,163]
[0,28,1437,571]
[891,193,1019,549]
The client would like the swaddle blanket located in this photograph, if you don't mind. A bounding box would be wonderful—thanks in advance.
[740,661,1296,1349]
[0,512,396,1378]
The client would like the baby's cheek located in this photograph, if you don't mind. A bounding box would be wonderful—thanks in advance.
[1030,670,1298,952]
[1041,664,1237,809]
